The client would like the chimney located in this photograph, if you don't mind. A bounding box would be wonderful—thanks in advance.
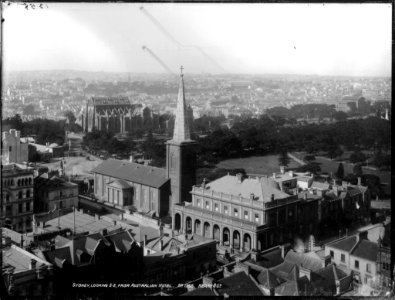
[280,166,285,174]
[250,249,259,262]
[144,234,148,245]
[29,259,37,270]
[358,231,368,241]
[342,181,348,189]
[357,177,362,186]
[101,228,107,236]
[236,173,243,183]
[288,170,294,177]
[273,173,276,179]
[160,239,164,251]
[129,155,133,162]
[250,193,255,200]
[271,194,275,201]
[10,129,16,137]
[202,178,207,189]
[321,255,331,268]
[279,245,285,259]
[304,193,308,201]
[20,235,24,248]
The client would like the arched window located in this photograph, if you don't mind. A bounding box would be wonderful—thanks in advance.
[28,178,32,185]
[18,191,23,199]
[17,179,21,186]
[26,190,30,198]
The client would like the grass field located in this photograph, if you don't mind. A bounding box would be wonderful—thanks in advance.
[216,155,300,175]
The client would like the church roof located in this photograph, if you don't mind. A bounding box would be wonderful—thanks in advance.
[91,159,169,188]
[171,68,193,143]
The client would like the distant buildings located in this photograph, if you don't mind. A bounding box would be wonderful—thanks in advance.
[1,164,34,233]
[2,129,28,165]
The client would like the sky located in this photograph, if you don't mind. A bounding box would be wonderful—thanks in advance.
[2,3,392,76]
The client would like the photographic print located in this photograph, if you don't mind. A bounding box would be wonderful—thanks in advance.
[0,1,392,298]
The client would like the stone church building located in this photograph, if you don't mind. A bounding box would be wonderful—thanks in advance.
[91,68,196,218]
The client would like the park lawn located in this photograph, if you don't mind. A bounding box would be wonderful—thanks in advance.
[216,155,300,175]
[292,152,391,193]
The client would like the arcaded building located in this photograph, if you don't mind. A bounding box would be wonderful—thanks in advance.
[173,173,320,252]
[1,164,34,233]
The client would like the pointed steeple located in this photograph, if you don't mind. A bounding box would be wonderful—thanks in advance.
[172,66,191,142]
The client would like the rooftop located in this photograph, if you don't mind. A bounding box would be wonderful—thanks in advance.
[91,159,169,189]
[204,174,290,202]
[3,244,52,273]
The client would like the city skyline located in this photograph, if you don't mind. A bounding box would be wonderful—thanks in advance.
[2,3,392,77]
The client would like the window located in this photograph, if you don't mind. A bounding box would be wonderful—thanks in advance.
[234,208,238,217]
[255,213,259,222]
[214,203,218,212]
[224,206,228,214]
[26,202,30,212]
[330,250,334,258]
[18,191,23,199]
[6,194,10,202]
[366,263,371,273]
[18,203,23,213]
[205,201,209,209]
[59,201,63,209]
[9,146,12,152]
[196,198,201,207]
[341,254,345,263]
[26,190,30,198]
[244,211,249,220]
[354,260,359,269]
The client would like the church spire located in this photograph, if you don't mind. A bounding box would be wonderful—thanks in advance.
[172,66,191,142]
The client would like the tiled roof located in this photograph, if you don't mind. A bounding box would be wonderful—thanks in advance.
[275,276,313,296]
[105,230,135,253]
[91,159,169,188]
[217,271,264,296]
[311,181,330,190]
[206,175,290,202]
[326,236,357,252]
[43,246,72,267]
[257,269,285,289]
[351,240,378,262]
[248,247,285,269]
[284,250,323,272]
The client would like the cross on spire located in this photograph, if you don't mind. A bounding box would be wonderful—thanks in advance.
[180,65,184,76]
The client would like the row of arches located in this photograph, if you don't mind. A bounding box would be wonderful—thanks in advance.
[175,214,252,251]
[3,177,32,187]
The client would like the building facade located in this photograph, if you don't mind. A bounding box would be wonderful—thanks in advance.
[173,173,319,252]
[1,164,34,233]
[34,175,79,212]
[2,129,28,164]
[91,159,171,218]
[82,96,157,134]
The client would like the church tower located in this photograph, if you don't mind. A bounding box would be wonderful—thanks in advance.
[166,67,197,209]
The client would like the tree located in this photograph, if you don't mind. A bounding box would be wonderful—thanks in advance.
[353,163,363,176]
[335,163,345,180]
[333,111,348,122]
[349,151,366,164]
[64,110,76,125]
[278,150,290,167]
